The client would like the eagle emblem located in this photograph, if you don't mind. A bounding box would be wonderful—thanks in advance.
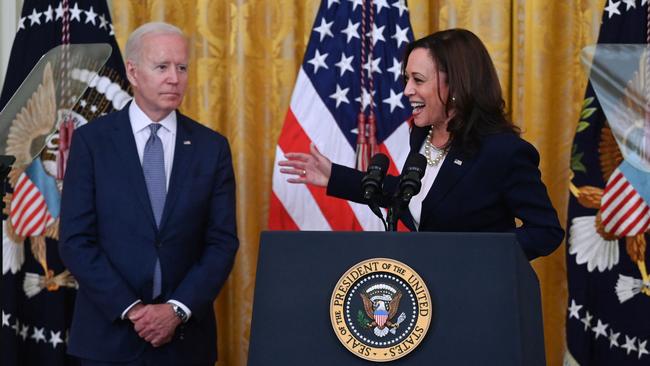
[1,45,131,298]
[360,284,406,337]
[569,45,650,303]
[2,61,79,296]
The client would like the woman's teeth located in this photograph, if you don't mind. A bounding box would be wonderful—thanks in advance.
[411,102,424,112]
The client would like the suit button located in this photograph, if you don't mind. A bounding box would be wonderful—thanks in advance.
[155,241,162,248]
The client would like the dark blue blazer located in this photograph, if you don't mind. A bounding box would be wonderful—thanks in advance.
[59,104,239,364]
[327,126,564,260]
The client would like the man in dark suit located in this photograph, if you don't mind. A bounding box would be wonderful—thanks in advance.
[59,22,238,365]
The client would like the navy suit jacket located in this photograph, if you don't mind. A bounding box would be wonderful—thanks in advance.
[59,104,238,364]
[327,126,564,260]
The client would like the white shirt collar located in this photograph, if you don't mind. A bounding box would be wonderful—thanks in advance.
[129,100,177,135]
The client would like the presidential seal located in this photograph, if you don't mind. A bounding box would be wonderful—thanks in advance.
[330,258,432,362]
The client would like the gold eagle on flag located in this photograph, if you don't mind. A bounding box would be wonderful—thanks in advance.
[569,45,650,303]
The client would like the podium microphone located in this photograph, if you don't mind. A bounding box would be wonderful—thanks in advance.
[396,153,427,204]
[361,153,390,230]
[387,153,426,231]
[361,153,390,201]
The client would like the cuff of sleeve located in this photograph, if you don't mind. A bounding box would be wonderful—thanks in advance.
[121,300,142,320]
[167,299,192,321]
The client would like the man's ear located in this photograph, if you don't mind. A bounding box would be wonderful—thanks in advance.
[125,59,137,87]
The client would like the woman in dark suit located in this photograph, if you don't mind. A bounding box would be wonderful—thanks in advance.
[279,28,564,260]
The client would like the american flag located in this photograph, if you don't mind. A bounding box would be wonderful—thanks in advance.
[269,0,414,230]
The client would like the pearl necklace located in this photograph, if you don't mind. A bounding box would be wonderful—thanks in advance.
[423,127,448,167]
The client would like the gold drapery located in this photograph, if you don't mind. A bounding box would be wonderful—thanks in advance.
[110,1,605,364]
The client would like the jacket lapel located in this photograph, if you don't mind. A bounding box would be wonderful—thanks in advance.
[408,125,475,225]
[110,103,157,229]
[421,144,475,213]
[158,112,195,230]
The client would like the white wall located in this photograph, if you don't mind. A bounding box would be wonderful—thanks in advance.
[0,0,23,92]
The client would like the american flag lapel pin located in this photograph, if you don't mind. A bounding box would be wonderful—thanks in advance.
[183,140,191,145]
[454,159,462,166]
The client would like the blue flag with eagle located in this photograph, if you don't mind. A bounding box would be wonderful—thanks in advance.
[0,1,130,364]
[565,0,650,365]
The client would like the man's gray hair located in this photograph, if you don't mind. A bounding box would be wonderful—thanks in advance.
[125,22,186,63]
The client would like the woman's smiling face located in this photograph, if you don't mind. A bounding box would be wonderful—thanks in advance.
[403,48,451,128]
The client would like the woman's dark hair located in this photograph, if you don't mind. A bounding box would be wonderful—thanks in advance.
[402,28,519,155]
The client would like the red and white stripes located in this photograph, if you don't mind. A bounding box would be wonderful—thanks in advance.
[601,168,650,237]
[10,173,54,237]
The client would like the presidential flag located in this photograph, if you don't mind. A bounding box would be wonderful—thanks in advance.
[565,1,649,364]
[0,1,129,364]
[269,0,414,231]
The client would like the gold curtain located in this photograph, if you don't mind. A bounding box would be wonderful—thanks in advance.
[110,1,605,364]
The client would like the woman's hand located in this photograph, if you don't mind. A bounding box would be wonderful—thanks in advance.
[278,143,332,187]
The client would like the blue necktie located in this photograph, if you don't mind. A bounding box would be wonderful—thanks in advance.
[143,123,166,298]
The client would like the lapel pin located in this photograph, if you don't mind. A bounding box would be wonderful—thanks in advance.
[454,159,462,166]
[183,140,191,145]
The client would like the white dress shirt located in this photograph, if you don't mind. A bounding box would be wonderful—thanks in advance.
[121,100,191,322]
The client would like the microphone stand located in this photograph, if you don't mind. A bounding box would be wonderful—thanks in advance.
[386,204,398,231]
[386,196,405,232]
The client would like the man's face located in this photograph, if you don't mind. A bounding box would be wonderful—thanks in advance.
[126,33,188,121]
